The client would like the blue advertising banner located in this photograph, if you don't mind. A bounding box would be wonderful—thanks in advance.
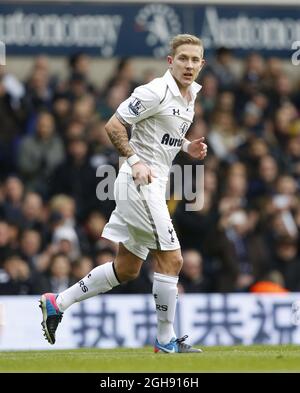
[0,2,299,57]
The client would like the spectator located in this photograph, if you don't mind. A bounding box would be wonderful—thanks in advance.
[52,91,72,135]
[95,247,117,266]
[17,111,65,194]
[50,136,98,220]
[174,191,217,254]
[20,192,48,245]
[68,52,93,92]
[68,72,89,101]
[198,73,219,118]
[209,47,238,90]
[25,66,53,114]
[208,110,246,162]
[250,270,288,293]
[206,208,271,292]
[52,225,81,262]
[0,255,43,295]
[0,220,15,267]
[0,67,26,178]
[84,211,108,257]
[41,253,73,293]
[271,236,300,291]
[48,194,76,227]
[88,120,119,169]
[180,249,212,292]
[247,155,279,206]
[103,57,138,97]
[0,176,24,223]
[71,256,94,283]
[71,95,97,127]
[19,229,42,271]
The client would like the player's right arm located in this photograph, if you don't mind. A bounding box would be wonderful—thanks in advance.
[105,114,134,158]
[106,83,161,185]
[105,114,155,185]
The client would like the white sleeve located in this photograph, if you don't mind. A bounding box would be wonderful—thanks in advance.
[116,85,160,126]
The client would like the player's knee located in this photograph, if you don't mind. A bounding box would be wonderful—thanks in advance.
[156,253,183,275]
[173,254,183,272]
[166,252,183,271]
[126,270,140,282]
[115,265,140,282]
[120,270,139,282]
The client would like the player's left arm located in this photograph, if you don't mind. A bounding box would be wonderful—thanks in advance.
[182,137,207,160]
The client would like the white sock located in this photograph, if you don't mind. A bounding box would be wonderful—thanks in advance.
[56,262,120,312]
[152,272,178,345]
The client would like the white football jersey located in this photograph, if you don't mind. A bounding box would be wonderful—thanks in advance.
[116,70,202,182]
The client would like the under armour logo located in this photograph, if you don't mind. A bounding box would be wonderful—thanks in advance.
[153,294,158,299]
[173,109,180,116]
[168,227,175,243]
[88,274,91,278]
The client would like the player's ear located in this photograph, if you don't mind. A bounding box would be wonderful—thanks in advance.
[167,56,173,68]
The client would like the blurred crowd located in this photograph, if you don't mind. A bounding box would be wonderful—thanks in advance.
[0,48,300,295]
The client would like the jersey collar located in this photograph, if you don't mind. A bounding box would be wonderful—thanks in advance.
[164,70,202,100]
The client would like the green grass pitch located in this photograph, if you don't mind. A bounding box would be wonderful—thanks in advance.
[1,345,300,372]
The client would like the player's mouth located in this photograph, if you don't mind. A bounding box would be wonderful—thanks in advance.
[183,72,193,79]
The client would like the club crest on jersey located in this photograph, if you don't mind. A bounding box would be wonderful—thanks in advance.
[128,98,146,116]
[179,122,189,136]
[161,133,183,147]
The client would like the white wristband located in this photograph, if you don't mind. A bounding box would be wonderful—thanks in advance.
[127,154,140,167]
[182,140,191,153]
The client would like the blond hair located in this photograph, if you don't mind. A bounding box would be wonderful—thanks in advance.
[49,194,75,215]
[170,34,204,57]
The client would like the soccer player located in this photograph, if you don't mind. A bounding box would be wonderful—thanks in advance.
[40,34,207,353]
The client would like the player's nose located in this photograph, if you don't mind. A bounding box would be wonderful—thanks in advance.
[186,59,194,69]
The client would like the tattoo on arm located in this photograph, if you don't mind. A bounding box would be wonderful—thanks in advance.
[107,128,135,158]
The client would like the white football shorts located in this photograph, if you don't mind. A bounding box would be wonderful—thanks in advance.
[101,171,180,260]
